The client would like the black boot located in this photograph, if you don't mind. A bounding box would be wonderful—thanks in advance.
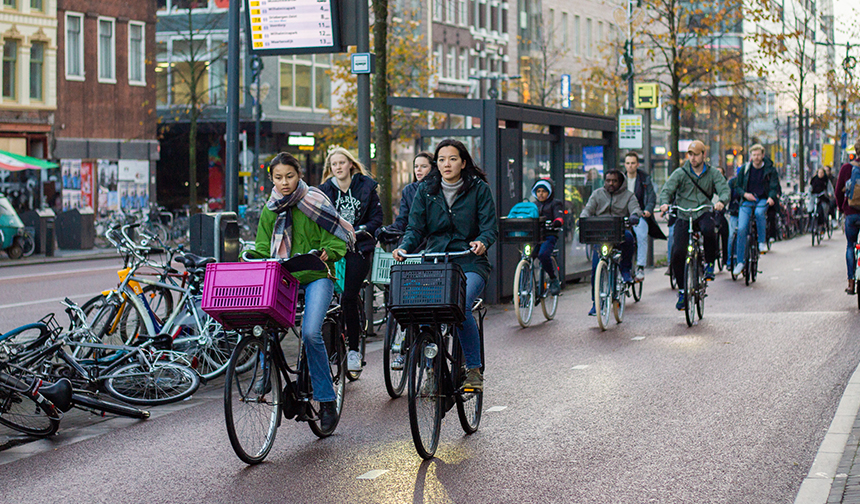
[319,401,338,432]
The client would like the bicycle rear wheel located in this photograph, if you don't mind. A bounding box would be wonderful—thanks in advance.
[0,375,59,437]
[407,330,443,459]
[540,261,559,320]
[595,260,611,330]
[632,275,643,302]
[224,335,281,464]
[309,318,346,437]
[513,259,534,327]
[684,259,696,327]
[612,270,626,324]
[104,362,200,406]
[383,319,408,398]
[454,336,482,434]
[696,260,706,320]
[174,315,241,380]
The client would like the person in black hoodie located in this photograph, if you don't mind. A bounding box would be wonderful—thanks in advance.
[378,151,434,238]
[531,178,564,294]
[319,147,383,373]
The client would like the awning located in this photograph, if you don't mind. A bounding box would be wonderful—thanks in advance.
[0,150,58,171]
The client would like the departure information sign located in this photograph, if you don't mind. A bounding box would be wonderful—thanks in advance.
[245,0,344,55]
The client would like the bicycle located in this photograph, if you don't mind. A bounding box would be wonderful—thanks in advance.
[214,253,347,464]
[579,216,631,331]
[500,218,560,328]
[669,204,713,327]
[731,214,759,286]
[389,250,485,460]
[808,191,829,246]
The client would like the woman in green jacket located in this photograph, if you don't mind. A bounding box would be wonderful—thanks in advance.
[253,152,354,432]
[393,139,498,392]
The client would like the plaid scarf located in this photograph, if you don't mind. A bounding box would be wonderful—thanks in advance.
[266,180,355,258]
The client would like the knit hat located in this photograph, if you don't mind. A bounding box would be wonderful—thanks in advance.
[531,179,553,200]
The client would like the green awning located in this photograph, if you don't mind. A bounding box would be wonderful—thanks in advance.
[0,149,59,171]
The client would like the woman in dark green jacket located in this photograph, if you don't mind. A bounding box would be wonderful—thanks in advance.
[253,152,354,432]
[393,139,498,392]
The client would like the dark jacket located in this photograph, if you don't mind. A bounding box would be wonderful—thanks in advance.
[735,158,780,201]
[319,173,383,256]
[629,168,657,213]
[400,170,499,281]
[727,176,742,216]
[388,181,420,234]
[835,161,860,215]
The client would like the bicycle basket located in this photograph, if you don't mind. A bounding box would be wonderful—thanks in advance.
[389,261,467,325]
[201,262,299,330]
[370,248,421,285]
[579,216,625,245]
[499,217,543,244]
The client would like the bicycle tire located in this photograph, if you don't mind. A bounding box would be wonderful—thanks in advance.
[454,335,482,434]
[309,318,346,438]
[407,329,443,460]
[20,233,35,257]
[513,259,534,328]
[173,315,241,381]
[0,387,59,437]
[540,260,559,320]
[595,260,611,331]
[684,259,696,327]
[669,266,677,290]
[613,269,625,324]
[224,335,281,465]
[632,275,643,302]
[71,392,150,419]
[104,362,199,406]
[142,284,174,326]
[827,216,834,239]
[696,260,705,320]
[346,304,367,382]
[383,319,408,398]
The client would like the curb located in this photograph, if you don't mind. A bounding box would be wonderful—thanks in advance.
[0,251,118,268]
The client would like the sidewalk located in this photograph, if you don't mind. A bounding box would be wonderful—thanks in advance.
[0,247,118,268]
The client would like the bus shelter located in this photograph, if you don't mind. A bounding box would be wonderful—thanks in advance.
[389,97,617,304]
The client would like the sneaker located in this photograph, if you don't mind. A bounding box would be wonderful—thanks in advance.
[635,266,645,282]
[318,401,337,432]
[461,368,483,392]
[347,350,362,372]
[621,269,633,284]
[548,277,561,296]
[664,266,672,276]
[705,263,715,281]
[588,304,596,316]
[759,242,767,254]
[732,262,744,276]
[675,290,685,311]
[390,354,405,370]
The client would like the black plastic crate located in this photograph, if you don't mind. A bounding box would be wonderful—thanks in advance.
[579,216,625,244]
[499,217,543,244]
[389,262,467,325]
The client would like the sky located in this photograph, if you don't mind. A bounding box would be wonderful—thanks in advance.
[833,0,859,48]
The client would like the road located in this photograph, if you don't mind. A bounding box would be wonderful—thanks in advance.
[1,235,858,503]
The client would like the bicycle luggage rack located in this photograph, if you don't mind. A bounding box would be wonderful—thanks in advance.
[388,261,467,325]
[201,261,299,330]
[579,216,625,245]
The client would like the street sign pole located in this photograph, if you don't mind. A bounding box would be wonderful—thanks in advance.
[225,0,240,213]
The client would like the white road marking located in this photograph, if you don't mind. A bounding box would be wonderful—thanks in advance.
[486,406,507,412]
[0,293,95,310]
[0,265,119,283]
[571,365,589,370]
[357,470,389,480]
[631,336,646,341]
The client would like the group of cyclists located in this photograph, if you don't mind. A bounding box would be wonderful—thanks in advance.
[247,133,860,434]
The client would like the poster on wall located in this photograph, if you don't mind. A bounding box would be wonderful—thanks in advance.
[60,159,83,210]
[118,160,149,183]
[97,159,119,212]
[135,183,149,210]
[583,146,605,175]
[80,162,93,209]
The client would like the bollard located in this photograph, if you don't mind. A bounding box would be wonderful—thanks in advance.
[44,217,55,257]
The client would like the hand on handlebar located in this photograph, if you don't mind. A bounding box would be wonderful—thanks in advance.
[392,248,406,262]
[714,201,725,212]
[470,241,486,256]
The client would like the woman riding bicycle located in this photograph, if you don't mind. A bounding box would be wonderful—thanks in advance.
[392,139,498,392]
[379,151,434,239]
[319,147,383,373]
[810,167,833,229]
[531,178,564,295]
[252,152,354,431]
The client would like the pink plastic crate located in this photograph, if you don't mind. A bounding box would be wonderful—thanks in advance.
[201,262,299,330]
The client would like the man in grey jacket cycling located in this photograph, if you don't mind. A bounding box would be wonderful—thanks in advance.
[581,168,641,316]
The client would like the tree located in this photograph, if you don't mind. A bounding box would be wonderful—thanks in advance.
[372,0,392,221]
[157,10,229,212]
[518,15,567,107]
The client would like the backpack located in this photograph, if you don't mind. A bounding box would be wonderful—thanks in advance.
[507,201,539,218]
[845,165,860,210]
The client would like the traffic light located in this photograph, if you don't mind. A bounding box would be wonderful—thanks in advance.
[732,149,738,156]
[792,152,797,158]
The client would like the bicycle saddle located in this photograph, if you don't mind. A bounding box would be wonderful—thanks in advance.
[39,378,73,413]
[177,253,216,269]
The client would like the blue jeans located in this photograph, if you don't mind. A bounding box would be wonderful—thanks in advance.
[590,230,635,301]
[736,199,768,265]
[632,217,649,267]
[457,272,485,370]
[727,214,738,266]
[302,278,336,403]
[538,235,558,279]
[845,214,860,280]
[667,223,675,261]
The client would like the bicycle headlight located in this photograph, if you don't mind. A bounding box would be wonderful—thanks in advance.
[424,343,438,359]
[687,245,693,253]
[252,325,265,337]
[524,244,532,256]
[601,244,609,256]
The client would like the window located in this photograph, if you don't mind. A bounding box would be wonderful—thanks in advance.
[446,46,455,78]
[279,54,331,110]
[548,8,555,47]
[155,42,168,105]
[3,40,16,99]
[446,0,455,23]
[30,0,41,11]
[3,0,16,8]
[65,12,84,79]
[501,4,507,33]
[574,15,580,56]
[314,55,331,110]
[586,18,592,58]
[98,18,116,82]
[433,0,443,21]
[562,12,568,49]
[29,42,43,100]
[129,22,145,84]
[597,21,603,45]
[479,1,486,29]
[491,4,498,32]
[459,48,467,80]
[434,44,442,76]
[459,0,467,26]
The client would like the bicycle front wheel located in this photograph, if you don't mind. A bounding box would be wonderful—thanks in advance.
[454,336,482,434]
[105,362,200,406]
[174,315,241,380]
[383,319,408,398]
[0,377,59,437]
[224,336,281,464]
[595,260,611,330]
[684,259,696,327]
[407,330,443,459]
[513,259,534,327]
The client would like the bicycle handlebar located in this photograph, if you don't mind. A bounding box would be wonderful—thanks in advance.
[397,250,473,260]
[669,204,714,214]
